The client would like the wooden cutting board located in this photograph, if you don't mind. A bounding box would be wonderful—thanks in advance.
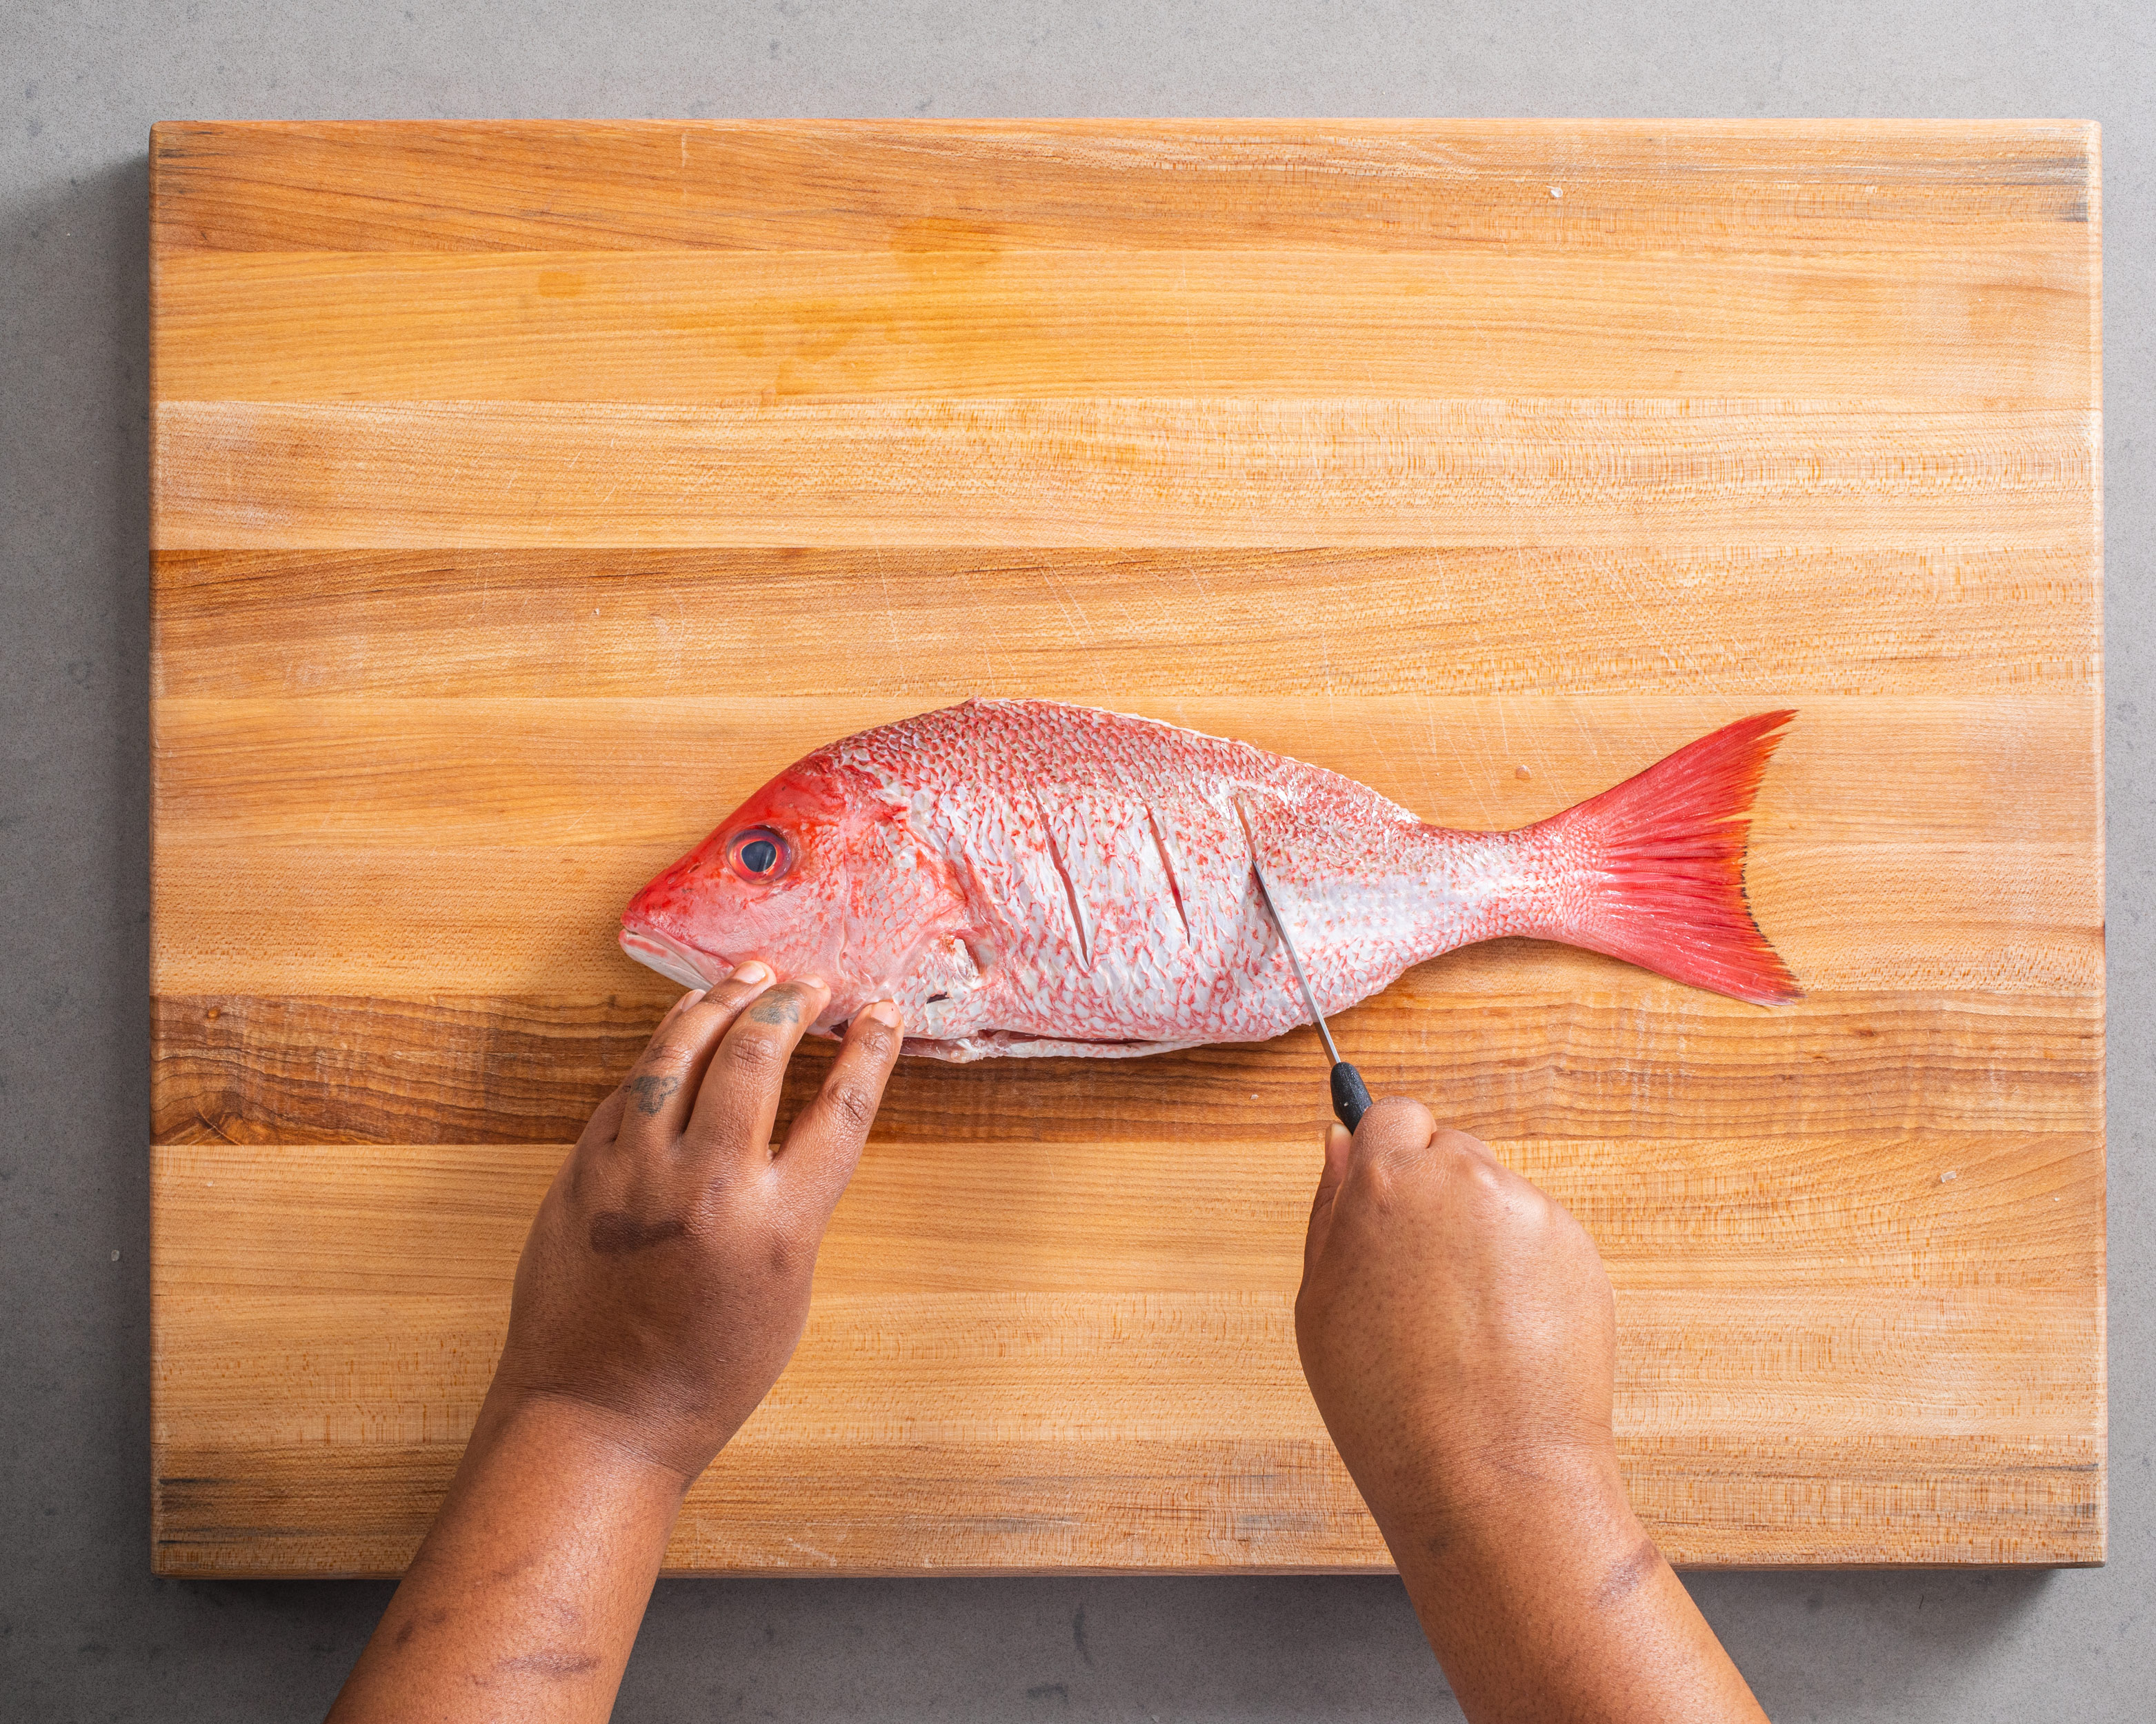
[148,120,2104,1576]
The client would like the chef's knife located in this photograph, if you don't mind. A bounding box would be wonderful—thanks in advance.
[1248,854,1373,1131]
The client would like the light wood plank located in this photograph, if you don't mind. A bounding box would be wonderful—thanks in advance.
[155,1285,2102,1445]
[149,695,2102,999]
[147,1132,2105,1290]
[152,398,2099,551]
[149,1141,2104,1571]
[150,548,2102,701]
[148,835,2099,999]
[149,694,2098,845]
[154,248,2097,405]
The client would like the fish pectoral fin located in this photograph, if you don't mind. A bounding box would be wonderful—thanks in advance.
[892,932,995,1041]
[914,931,986,992]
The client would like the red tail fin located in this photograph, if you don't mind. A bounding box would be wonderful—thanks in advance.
[1534,711,1801,1006]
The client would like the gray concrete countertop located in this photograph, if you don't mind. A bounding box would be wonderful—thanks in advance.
[2,3,2147,1718]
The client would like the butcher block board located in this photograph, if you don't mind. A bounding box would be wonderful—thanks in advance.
[148,120,2104,1576]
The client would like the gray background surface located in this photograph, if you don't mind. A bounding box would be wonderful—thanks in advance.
[1,1,2147,1718]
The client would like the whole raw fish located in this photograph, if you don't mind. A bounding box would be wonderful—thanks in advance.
[620,699,1799,1061]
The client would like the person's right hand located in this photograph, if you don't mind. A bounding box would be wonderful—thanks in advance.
[1295,1097,1628,1559]
[1296,1099,1768,1724]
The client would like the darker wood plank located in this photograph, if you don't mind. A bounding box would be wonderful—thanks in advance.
[151,979,2102,1146]
[152,993,664,1146]
[150,1430,2104,1577]
[149,121,2093,257]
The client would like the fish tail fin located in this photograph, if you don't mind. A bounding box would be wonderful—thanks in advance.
[1528,710,1802,1006]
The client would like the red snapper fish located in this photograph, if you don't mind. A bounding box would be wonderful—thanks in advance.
[620,699,1799,1061]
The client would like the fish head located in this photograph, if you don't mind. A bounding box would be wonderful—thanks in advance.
[619,750,972,1022]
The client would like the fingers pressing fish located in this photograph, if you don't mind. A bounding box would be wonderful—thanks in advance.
[620,699,1800,1062]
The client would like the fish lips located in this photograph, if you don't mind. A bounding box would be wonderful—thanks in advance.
[619,922,732,991]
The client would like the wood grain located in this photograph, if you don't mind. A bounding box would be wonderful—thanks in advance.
[152,1432,2106,1576]
[150,988,2103,1147]
[148,120,2094,256]
[154,248,2097,404]
[151,1138,2103,1573]
[152,1104,2106,1294]
[149,119,2104,1574]
[152,548,2100,701]
[150,694,2095,844]
[153,397,2097,550]
[148,694,2102,999]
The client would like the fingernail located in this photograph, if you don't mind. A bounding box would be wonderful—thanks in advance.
[732,960,771,985]
[795,974,830,996]
[863,999,902,1029]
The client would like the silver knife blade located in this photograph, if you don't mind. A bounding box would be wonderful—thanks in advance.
[1247,851,1344,1068]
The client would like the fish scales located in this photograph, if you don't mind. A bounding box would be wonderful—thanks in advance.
[621,699,1799,1061]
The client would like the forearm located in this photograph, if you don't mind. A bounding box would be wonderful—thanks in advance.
[1382,1468,1767,1724]
[328,1389,686,1723]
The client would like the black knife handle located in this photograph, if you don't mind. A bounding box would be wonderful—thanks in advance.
[1330,1062,1372,1131]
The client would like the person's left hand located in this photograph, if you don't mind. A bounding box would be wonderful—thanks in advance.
[487,964,904,1483]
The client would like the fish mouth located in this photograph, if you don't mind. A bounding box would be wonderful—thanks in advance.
[619,923,731,991]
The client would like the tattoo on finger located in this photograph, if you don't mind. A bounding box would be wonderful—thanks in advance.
[626,1073,681,1115]
[747,994,803,1027]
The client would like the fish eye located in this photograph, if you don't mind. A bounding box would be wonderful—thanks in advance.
[728,826,789,882]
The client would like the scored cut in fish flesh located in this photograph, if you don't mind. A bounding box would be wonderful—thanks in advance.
[621,699,1800,1061]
